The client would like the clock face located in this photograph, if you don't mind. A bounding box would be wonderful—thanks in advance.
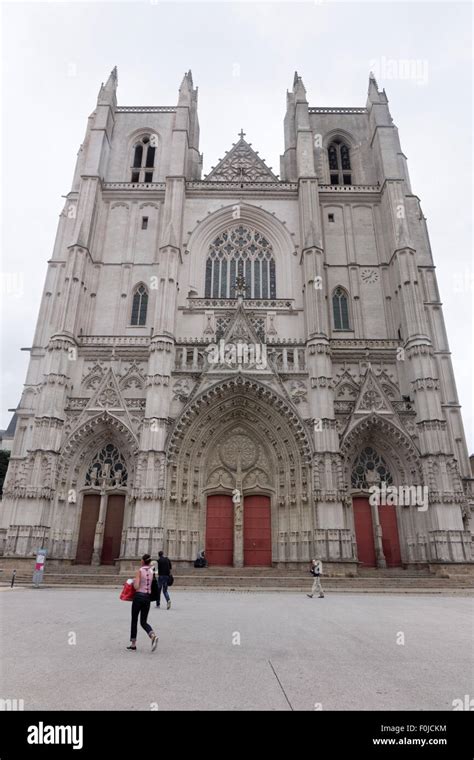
[361,268,378,283]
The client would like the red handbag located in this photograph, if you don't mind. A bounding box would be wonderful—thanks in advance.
[120,579,136,602]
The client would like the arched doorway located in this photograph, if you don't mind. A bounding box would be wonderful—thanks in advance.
[166,376,313,565]
[341,415,423,569]
[75,443,128,566]
[351,446,401,568]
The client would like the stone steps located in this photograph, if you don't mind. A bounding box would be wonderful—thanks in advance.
[3,572,473,589]
[2,563,472,590]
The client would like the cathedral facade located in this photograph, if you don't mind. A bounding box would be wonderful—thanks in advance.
[1,69,472,571]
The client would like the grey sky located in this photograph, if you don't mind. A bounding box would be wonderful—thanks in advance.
[1,1,472,451]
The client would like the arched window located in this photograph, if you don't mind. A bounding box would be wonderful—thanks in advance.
[351,447,393,490]
[332,287,350,330]
[85,443,128,487]
[204,225,276,299]
[131,284,148,326]
[130,135,156,183]
[328,139,352,185]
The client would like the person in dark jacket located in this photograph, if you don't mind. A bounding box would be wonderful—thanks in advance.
[156,550,172,609]
[194,549,208,568]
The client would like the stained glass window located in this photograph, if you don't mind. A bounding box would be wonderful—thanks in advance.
[131,284,148,326]
[332,287,350,330]
[204,225,276,298]
[351,447,393,490]
[85,443,128,487]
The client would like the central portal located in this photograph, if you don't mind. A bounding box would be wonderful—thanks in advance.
[205,493,272,567]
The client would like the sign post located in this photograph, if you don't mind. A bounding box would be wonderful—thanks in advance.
[33,549,47,587]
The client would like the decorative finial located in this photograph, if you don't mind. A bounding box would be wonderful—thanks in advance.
[235,275,247,299]
[238,129,246,140]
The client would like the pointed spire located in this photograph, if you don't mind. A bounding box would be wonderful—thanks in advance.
[178,70,194,105]
[293,71,307,101]
[368,71,380,101]
[97,66,118,106]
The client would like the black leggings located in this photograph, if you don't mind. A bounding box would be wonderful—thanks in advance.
[130,592,153,640]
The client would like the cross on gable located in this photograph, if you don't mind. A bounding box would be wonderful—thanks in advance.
[238,129,246,140]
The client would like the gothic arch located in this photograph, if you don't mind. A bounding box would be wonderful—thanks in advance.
[165,375,312,524]
[340,413,423,489]
[167,375,312,465]
[58,412,139,491]
[322,130,359,186]
[322,129,357,150]
[123,128,161,181]
[184,203,297,300]
[204,419,276,495]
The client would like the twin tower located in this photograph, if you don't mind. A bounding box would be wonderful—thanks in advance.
[1,68,472,573]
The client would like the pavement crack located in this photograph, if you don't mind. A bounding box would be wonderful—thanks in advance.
[268,659,293,711]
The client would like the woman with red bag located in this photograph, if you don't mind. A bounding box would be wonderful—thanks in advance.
[126,554,159,652]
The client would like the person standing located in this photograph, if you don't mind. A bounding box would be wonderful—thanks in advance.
[156,550,172,609]
[127,554,159,651]
[307,559,325,599]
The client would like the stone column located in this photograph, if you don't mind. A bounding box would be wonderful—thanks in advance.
[370,501,386,569]
[91,491,108,565]
[233,456,244,568]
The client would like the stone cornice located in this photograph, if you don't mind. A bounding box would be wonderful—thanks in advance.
[115,106,177,113]
[182,297,297,312]
[309,107,367,114]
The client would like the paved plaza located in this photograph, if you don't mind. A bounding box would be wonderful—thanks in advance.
[1,588,472,711]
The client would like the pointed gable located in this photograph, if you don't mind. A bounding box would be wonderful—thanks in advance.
[353,367,395,416]
[205,302,271,374]
[69,367,136,440]
[205,131,279,183]
[222,302,260,345]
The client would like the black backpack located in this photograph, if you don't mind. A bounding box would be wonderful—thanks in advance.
[150,569,159,601]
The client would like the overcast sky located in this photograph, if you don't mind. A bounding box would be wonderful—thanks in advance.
[1,1,472,452]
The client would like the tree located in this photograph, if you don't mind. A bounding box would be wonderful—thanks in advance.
[0,450,11,497]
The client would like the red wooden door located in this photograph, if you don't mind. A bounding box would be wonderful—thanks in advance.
[378,504,402,567]
[206,495,233,566]
[353,497,376,567]
[101,494,125,565]
[244,495,271,566]
[76,494,100,564]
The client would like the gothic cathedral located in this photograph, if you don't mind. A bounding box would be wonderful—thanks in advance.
[1,69,472,572]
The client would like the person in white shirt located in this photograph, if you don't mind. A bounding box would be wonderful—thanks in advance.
[307,558,324,598]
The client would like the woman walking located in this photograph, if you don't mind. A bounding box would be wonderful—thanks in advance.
[127,553,159,652]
